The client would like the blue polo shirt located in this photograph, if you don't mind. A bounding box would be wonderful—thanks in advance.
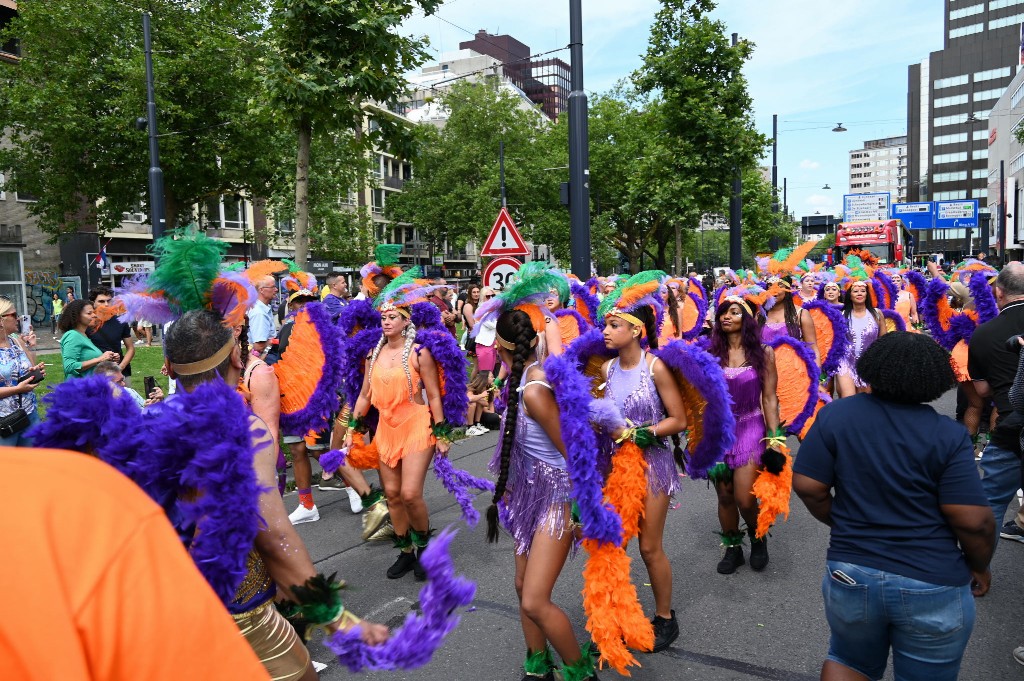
[794,393,987,586]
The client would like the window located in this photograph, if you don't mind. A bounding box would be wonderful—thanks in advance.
[975,148,989,159]
[990,12,1024,29]
[1012,151,1024,173]
[933,151,968,164]
[373,155,384,179]
[972,168,988,179]
[949,2,984,19]
[0,173,4,201]
[276,217,294,234]
[934,74,969,89]
[935,113,969,127]
[974,87,1005,102]
[934,132,968,145]
[935,94,969,108]
[975,67,1012,82]
[991,0,1024,9]
[1014,82,1024,108]
[222,195,246,230]
[933,190,968,200]
[371,189,384,214]
[949,23,984,39]
[973,128,988,140]
[934,171,967,182]
[0,250,25,316]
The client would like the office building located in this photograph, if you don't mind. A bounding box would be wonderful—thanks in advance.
[907,0,1023,259]
[983,66,1024,260]
[848,136,908,203]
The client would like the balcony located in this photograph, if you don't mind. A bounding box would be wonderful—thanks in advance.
[383,176,404,190]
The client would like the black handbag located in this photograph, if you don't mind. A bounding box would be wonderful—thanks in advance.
[0,395,29,438]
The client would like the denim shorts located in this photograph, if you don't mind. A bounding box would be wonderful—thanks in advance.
[822,560,975,681]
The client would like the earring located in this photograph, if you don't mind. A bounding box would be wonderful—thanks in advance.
[401,326,409,338]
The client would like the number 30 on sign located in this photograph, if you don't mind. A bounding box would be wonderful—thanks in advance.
[483,256,522,291]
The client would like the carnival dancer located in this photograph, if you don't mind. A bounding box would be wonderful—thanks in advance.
[890,272,919,329]
[597,271,688,650]
[822,280,843,307]
[707,287,782,574]
[345,271,457,580]
[487,307,600,681]
[836,279,888,398]
[761,276,820,363]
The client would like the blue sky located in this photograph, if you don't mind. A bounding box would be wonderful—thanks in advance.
[403,1,943,219]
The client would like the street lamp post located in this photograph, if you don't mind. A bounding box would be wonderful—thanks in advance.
[141,13,166,244]
[567,0,591,279]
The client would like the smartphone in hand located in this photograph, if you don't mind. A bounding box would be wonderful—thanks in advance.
[18,315,30,336]
[143,375,157,397]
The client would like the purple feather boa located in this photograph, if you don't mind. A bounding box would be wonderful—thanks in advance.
[881,308,906,332]
[545,342,624,546]
[35,377,266,605]
[767,336,819,437]
[680,290,708,341]
[115,272,176,325]
[589,398,626,433]
[411,301,443,330]
[651,339,737,479]
[325,527,475,671]
[319,448,346,474]
[802,299,849,378]
[337,298,379,336]
[921,277,958,351]
[571,280,600,324]
[970,271,998,327]
[873,271,898,310]
[433,455,495,527]
[415,329,469,426]
[278,301,344,436]
[340,328,383,409]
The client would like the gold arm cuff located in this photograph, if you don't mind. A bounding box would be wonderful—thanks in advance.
[170,338,236,377]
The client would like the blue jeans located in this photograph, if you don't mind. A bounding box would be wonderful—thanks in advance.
[0,408,40,447]
[979,441,1020,525]
[822,561,975,681]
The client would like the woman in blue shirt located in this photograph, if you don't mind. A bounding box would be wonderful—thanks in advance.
[0,296,45,446]
[794,332,994,681]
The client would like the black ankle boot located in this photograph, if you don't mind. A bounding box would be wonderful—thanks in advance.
[387,533,416,579]
[748,527,769,571]
[717,546,744,574]
[650,609,679,652]
[410,527,434,581]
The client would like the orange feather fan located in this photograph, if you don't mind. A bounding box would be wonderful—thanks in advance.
[614,280,661,311]
[768,240,819,275]
[244,259,288,284]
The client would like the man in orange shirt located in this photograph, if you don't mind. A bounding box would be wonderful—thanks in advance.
[0,446,271,681]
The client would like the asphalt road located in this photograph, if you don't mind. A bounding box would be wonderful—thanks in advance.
[289,388,1022,681]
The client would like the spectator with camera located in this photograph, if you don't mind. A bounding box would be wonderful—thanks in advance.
[968,262,1024,534]
[0,296,44,446]
[93,361,164,408]
[88,286,136,386]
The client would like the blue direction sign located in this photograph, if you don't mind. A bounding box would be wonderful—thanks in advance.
[934,199,979,229]
[891,202,935,230]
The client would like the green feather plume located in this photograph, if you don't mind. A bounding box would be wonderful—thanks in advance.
[147,227,227,314]
[772,246,792,261]
[550,271,570,304]
[495,261,563,309]
[596,270,665,318]
[281,258,300,273]
[223,261,245,272]
[374,266,421,308]
[375,243,403,267]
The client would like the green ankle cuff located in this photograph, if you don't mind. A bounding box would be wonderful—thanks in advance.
[393,532,412,550]
[360,486,385,507]
[718,530,745,547]
[561,642,597,681]
[523,647,554,676]
[707,462,733,485]
[410,527,435,549]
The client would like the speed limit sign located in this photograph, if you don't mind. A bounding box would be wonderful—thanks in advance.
[482,256,522,291]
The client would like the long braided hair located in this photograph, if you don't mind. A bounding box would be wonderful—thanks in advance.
[366,316,419,402]
[486,309,537,543]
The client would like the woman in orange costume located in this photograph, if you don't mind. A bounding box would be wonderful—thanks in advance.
[346,274,451,581]
[891,272,919,330]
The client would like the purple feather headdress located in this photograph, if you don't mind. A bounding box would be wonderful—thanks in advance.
[115,272,176,326]
[651,340,736,478]
[325,527,475,671]
[801,299,850,377]
[433,456,495,527]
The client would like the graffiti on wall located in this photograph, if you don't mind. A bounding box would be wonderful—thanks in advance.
[25,271,81,324]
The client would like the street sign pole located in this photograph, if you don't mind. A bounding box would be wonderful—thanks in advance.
[142,13,166,247]
[568,0,591,280]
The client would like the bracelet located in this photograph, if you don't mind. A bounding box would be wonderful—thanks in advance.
[431,420,454,445]
[347,414,368,433]
[761,426,790,454]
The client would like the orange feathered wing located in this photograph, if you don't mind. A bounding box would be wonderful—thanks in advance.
[769,240,819,275]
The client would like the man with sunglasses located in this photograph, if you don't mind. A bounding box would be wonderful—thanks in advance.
[247,276,278,357]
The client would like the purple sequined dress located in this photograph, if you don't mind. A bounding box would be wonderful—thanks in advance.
[489,362,574,556]
[722,365,765,468]
[760,321,790,343]
[837,311,880,388]
[606,353,680,497]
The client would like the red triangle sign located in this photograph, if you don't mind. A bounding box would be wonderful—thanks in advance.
[480,207,529,257]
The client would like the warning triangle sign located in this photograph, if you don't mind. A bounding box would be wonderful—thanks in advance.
[480,207,529,257]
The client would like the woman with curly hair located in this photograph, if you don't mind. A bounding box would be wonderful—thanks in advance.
[598,274,688,652]
[346,283,451,581]
[835,280,888,398]
[59,299,120,378]
[486,308,599,681]
[795,332,993,681]
[708,293,782,574]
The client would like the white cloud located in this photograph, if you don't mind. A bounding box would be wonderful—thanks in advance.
[799,159,821,170]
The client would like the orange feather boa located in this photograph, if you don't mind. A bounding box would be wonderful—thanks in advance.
[752,452,793,538]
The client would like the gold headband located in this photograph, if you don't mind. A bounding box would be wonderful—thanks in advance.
[722,295,753,318]
[170,337,236,377]
[605,309,646,336]
[495,333,538,351]
[379,302,410,318]
[767,277,792,291]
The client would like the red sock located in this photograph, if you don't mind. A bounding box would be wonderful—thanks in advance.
[298,489,314,510]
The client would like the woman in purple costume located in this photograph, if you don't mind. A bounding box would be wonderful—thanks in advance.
[836,280,887,398]
[760,276,820,364]
[708,295,782,575]
[486,309,598,681]
[600,301,688,653]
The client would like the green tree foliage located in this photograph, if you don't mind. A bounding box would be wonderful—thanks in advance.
[263,0,439,267]
[386,81,565,254]
[0,0,284,237]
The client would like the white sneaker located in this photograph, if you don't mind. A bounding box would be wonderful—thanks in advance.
[464,425,479,437]
[288,504,319,524]
[134,340,145,345]
[346,486,364,514]
[475,424,490,434]
[312,661,328,672]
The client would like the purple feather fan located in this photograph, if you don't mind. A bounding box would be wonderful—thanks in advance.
[433,455,494,527]
[801,299,850,377]
[651,340,737,478]
[278,301,344,436]
[116,272,176,325]
[881,308,906,332]
[545,343,624,546]
[681,290,708,341]
[325,527,476,671]
[589,398,626,433]
[873,271,898,310]
[415,329,469,426]
[766,335,819,437]
[339,328,383,409]
[337,298,379,336]
[970,271,998,327]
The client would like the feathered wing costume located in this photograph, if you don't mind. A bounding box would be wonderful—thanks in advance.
[801,299,850,378]
[560,272,734,675]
